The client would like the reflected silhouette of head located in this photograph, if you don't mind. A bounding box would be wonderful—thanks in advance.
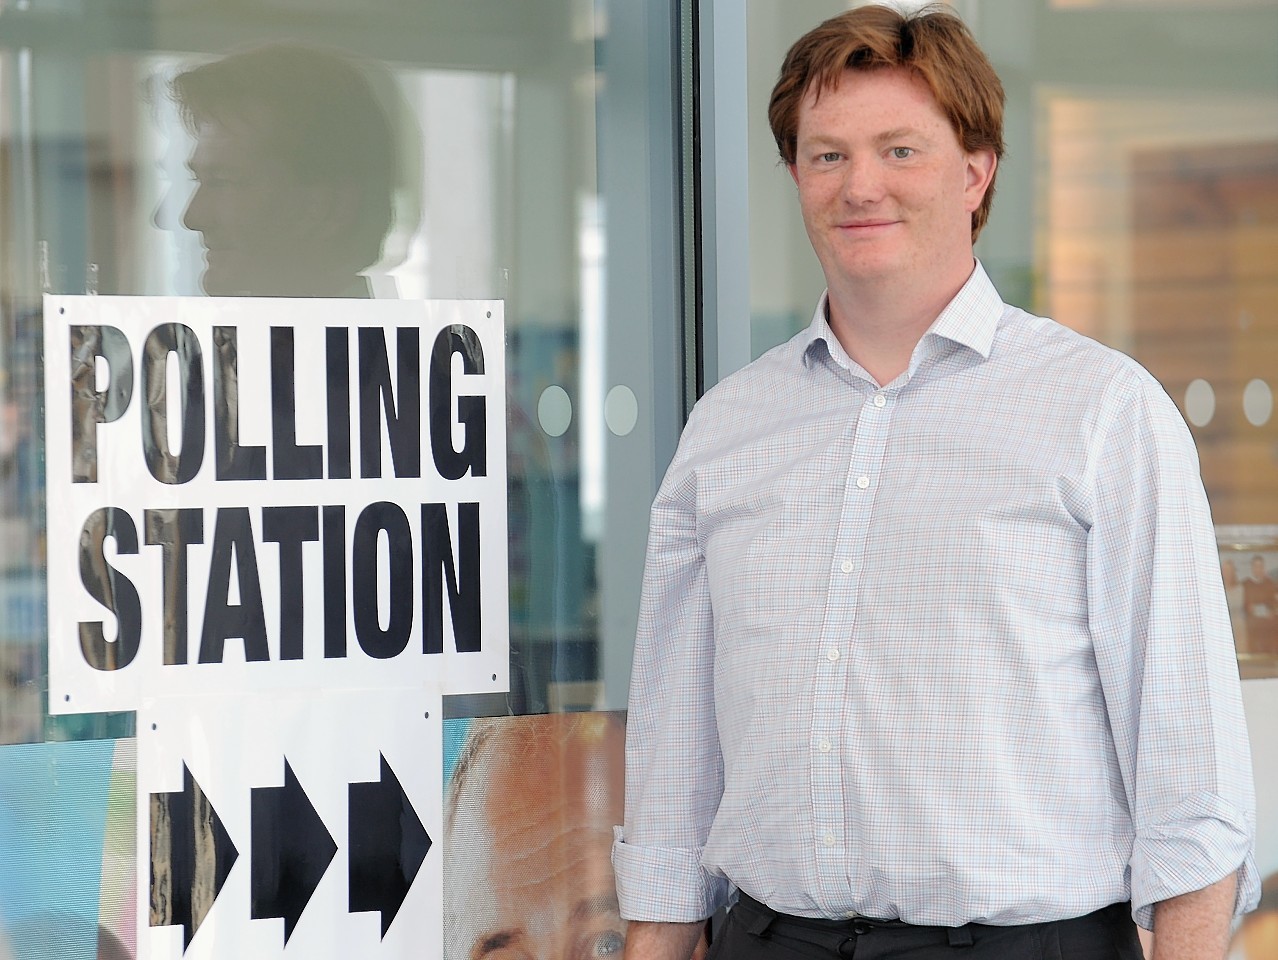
[172,44,397,297]
[443,713,628,960]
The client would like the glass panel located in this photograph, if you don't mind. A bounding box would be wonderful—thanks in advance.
[0,0,688,956]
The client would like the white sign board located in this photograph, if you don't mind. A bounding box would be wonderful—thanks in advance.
[136,690,442,959]
[43,296,509,712]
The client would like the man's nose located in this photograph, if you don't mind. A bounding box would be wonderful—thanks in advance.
[152,183,180,232]
[840,156,884,204]
[181,184,208,233]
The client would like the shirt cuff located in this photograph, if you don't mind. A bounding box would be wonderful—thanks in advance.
[612,826,730,922]
[1129,791,1260,930]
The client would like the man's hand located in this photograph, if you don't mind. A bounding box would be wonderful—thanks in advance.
[1151,873,1237,960]
[623,920,707,960]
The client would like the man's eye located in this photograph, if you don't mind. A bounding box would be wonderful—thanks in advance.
[890,147,914,159]
[586,930,625,958]
[575,925,623,956]
[819,152,841,163]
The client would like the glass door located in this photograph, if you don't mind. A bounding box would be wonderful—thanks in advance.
[0,0,693,957]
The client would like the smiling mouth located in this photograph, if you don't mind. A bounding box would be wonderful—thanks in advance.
[840,220,898,229]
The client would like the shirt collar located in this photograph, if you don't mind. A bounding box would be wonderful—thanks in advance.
[801,260,1004,371]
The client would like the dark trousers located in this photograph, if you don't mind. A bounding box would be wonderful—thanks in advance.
[707,893,1144,960]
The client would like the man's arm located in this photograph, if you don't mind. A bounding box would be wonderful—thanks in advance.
[1151,873,1237,960]
[614,434,730,925]
[1086,377,1258,928]
[623,920,704,960]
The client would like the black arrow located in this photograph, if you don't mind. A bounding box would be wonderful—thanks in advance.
[348,754,431,937]
[250,759,337,944]
[149,764,239,950]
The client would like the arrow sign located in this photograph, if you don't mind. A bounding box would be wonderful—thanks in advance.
[149,763,239,950]
[250,759,337,944]
[348,754,431,937]
[138,694,443,958]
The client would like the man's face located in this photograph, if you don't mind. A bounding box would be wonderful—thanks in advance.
[445,717,627,960]
[788,66,995,292]
[182,117,333,296]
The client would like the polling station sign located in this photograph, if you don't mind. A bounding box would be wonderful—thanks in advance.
[44,297,509,713]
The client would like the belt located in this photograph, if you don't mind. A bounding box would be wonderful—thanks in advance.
[731,893,1133,958]
[733,892,972,956]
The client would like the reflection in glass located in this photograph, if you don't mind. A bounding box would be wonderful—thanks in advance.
[2,3,687,956]
[3,0,684,736]
[167,45,401,299]
[1042,96,1278,525]
[1218,526,1278,678]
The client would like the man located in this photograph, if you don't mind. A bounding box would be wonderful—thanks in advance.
[614,6,1257,959]
[170,44,399,298]
[443,713,633,960]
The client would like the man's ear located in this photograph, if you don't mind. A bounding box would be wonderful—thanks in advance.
[964,149,997,211]
[787,162,800,187]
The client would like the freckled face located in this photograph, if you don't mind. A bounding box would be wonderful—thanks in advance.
[788,66,995,292]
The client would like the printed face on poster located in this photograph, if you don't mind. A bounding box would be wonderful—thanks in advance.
[43,296,509,711]
[442,713,629,960]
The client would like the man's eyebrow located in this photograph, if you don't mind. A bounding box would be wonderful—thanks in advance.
[570,893,622,923]
[799,127,932,149]
[873,126,929,144]
[475,929,519,957]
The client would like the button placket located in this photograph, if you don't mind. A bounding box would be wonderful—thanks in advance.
[810,386,895,901]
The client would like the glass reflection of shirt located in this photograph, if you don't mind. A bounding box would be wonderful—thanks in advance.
[613,263,1258,930]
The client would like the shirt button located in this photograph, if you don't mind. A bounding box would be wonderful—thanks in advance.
[856,476,870,489]
[824,833,837,846]
[840,559,854,574]
[827,648,840,662]
[873,393,886,408]
[818,738,832,753]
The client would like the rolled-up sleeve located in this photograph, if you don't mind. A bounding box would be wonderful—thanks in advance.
[1087,371,1260,930]
[612,427,730,922]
